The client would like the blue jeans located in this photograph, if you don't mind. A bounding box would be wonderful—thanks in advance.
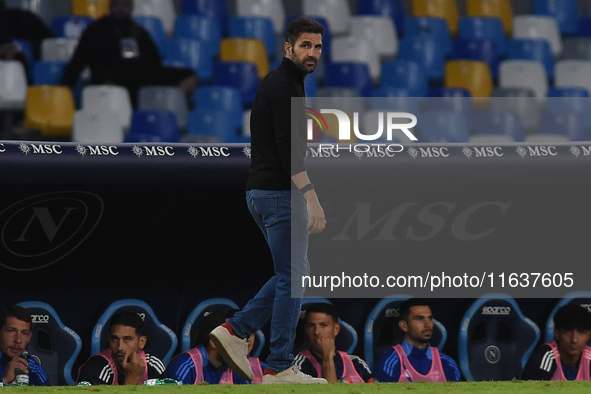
[227,189,309,372]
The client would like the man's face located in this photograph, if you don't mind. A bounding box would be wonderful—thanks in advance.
[109,325,146,370]
[0,317,31,358]
[555,327,591,360]
[400,306,434,348]
[111,0,133,19]
[285,32,323,74]
[305,312,340,351]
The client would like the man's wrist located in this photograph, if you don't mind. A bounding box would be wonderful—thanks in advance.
[299,183,314,194]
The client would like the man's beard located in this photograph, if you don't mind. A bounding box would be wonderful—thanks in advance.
[291,53,317,74]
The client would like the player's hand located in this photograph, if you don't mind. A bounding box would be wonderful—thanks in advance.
[314,337,336,361]
[2,355,29,383]
[306,199,326,234]
[121,352,145,385]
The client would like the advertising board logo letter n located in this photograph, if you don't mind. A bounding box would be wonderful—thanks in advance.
[14,207,77,242]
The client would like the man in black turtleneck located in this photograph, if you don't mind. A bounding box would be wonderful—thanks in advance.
[62,0,197,107]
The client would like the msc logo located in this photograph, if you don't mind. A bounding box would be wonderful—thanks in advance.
[199,147,230,157]
[482,306,511,315]
[0,192,104,271]
[144,146,175,156]
[0,143,5,153]
[462,147,504,159]
[408,147,449,159]
[88,146,119,156]
[31,315,50,323]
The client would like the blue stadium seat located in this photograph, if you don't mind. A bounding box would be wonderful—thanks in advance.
[539,111,589,141]
[546,87,591,127]
[51,15,93,38]
[133,16,168,57]
[544,291,591,343]
[380,60,428,96]
[452,38,500,79]
[305,69,318,97]
[363,295,447,371]
[181,0,230,34]
[490,87,540,131]
[91,299,178,365]
[324,62,372,97]
[458,16,506,55]
[417,110,470,142]
[181,298,265,358]
[458,294,540,381]
[397,35,446,82]
[33,60,67,85]
[12,38,35,80]
[174,15,222,57]
[533,0,579,36]
[470,110,525,141]
[292,297,358,355]
[17,301,82,386]
[186,107,240,142]
[192,85,243,131]
[425,87,474,122]
[213,61,260,105]
[229,16,276,59]
[578,16,591,37]
[370,86,422,114]
[404,16,452,57]
[506,39,554,79]
[125,110,180,143]
[164,37,214,81]
[357,0,405,37]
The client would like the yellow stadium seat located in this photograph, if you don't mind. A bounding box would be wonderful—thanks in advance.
[412,0,460,36]
[466,0,513,36]
[24,86,75,136]
[220,38,269,80]
[444,60,493,97]
[72,0,110,19]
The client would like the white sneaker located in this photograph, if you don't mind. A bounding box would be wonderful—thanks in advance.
[262,366,328,384]
[209,325,254,381]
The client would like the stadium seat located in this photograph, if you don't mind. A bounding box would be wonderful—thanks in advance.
[512,15,562,57]
[458,294,540,381]
[236,0,286,35]
[304,69,318,98]
[219,38,269,80]
[555,60,591,99]
[293,297,358,355]
[538,111,589,141]
[397,35,446,82]
[363,295,447,371]
[133,16,169,57]
[416,110,470,142]
[350,15,397,58]
[164,37,214,81]
[380,60,428,97]
[12,38,35,80]
[498,60,548,103]
[452,38,500,79]
[458,16,506,55]
[411,0,459,36]
[424,87,474,121]
[138,86,188,129]
[532,0,579,36]
[51,15,93,39]
[544,291,591,343]
[17,301,81,386]
[0,60,28,110]
[181,298,265,358]
[72,109,125,143]
[192,85,243,131]
[6,0,69,25]
[82,85,133,131]
[71,0,109,19]
[132,0,176,36]
[174,15,221,57]
[303,0,351,35]
[444,60,493,97]
[126,110,180,142]
[213,61,260,105]
[561,37,591,61]
[404,16,452,57]
[465,0,513,36]
[331,36,381,82]
[507,39,554,79]
[324,62,372,97]
[24,86,75,136]
[41,38,78,62]
[229,16,276,59]
[490,87,540,131]
[546,87,591,127]
[361,110,417,143]
[524,134,569,143]
[33,60,67,85]
[181,0,229,35]
[357,0,405,37]
[91,299,178,365]
[186,107,239,143]
[469,134,515,143]
[579,16,591,37]
[470,110,524,141]
[370,87,422,114]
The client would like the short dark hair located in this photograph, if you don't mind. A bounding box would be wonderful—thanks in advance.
[399,298,430,322]
[304,303,338,323]
[285,17,324,47]
[110,311,146,337]
[554,304,591,332]
[0,306,31,328]
[195,311,230,348]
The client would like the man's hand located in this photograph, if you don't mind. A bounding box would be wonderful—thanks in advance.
[2,355,29,384]
[313,337,337,382]
[121,352,145,385]
[306,197,326,234]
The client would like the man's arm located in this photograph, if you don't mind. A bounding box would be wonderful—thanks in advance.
[61,26,93,87]
[121,351,146,385]
[349,354,374,382]
[28,358,49,386]
[439,352,461,382]
[521,345,555,380]
[77,356,114,385]
[291,171,326,234]
[1,355,29,384]
[373,348,400,382]
[164,353,195,384]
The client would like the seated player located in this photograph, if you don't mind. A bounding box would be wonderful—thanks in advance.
[374,298,460,382]
[0,306,49,386]
[77,311,165,385]
[166,310,265,384]
[522,303,591,380]
[294,303,373,382]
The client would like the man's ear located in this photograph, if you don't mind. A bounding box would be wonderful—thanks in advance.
[399,319,408,333]
[209,339,217,350]
[334,322,340,337]
[139,335,147,350]
[553,328,560,342]
[284,41,292,57]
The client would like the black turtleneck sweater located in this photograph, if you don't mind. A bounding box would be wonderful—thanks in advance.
[247,57,308,191]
